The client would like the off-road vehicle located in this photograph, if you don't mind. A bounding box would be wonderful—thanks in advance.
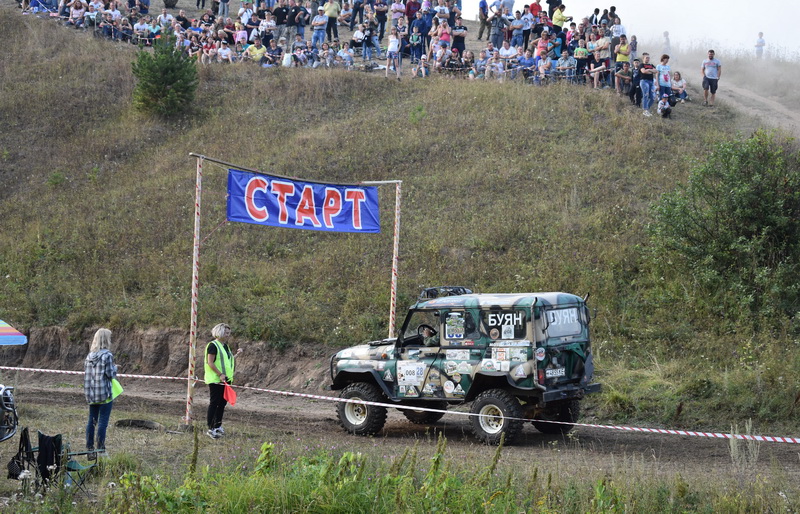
[330,287,601,444]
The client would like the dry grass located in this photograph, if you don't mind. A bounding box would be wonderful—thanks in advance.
[2,6,800,437]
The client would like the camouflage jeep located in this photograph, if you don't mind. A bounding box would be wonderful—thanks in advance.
[330,287,601,444]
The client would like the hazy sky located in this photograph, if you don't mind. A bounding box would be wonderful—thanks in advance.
[462,0,800,59]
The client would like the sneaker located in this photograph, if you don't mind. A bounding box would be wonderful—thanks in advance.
[216,426,225,435]
[680,99,685,103]
[703,100,708,106]
[206,429,220,439]
[643,110,652,117]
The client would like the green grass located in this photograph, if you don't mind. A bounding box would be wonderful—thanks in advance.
[3,401,799,513]
[2,7,800,435]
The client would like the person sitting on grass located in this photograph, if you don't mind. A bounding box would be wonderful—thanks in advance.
[202,35,219,63]
[671,71,688,102]
[66,0,86,28]
[411,53,430,77]
[614,59,632,94]
[264,37,284,65]
[338,41,355,68]
[243,36,268,63]
[472,48,488,79]
[218,39,236,62]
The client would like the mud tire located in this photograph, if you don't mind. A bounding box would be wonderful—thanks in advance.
[401,401,447,425]
[337,382,388,436]
[470,389,523,445]
[532,400,580,434]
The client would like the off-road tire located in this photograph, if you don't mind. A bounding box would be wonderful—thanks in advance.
[532,399,580,434]
[470,389,524,445]
[401,401,447,425]
[337,382,388,436]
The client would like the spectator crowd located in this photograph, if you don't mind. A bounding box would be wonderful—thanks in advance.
[17,0,712,116]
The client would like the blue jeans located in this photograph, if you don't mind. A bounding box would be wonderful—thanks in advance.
[86,401,113,450]
[312,29,325,50]
[218,0,229,18]
[641,80,654,110]
[659,85,672,97]
[510,34,523,48]
[363,39,372,60]
[371,35,381,58]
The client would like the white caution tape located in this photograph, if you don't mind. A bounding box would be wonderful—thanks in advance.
[3,365,799,444]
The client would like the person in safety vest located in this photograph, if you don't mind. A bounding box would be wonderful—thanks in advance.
[205,323,242,439]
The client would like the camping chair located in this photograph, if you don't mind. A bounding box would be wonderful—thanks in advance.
[22,431,97,496]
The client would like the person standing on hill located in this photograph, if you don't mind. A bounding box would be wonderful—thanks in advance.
[205,323,243,439]
[84,328,118,455]
[640,52,656,116]
[701,49,722,107]
[755,32,765,59]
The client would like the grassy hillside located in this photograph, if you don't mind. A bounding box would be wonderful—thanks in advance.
[2,8,798,431]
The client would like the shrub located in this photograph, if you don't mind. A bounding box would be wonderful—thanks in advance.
[650,130,800,321]
[131,36,198,117]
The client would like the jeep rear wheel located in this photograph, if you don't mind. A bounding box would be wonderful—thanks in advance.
[470,389,523,445]
[401,401,447,425]
[532,399,580,434]
[337,382,388,436]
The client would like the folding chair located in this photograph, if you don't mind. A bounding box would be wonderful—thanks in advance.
[64,453,97,496]
[29,431,97,496]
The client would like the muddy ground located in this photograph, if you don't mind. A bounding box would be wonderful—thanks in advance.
[8,370,800,482]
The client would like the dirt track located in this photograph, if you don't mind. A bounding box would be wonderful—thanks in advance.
[13,376,800,480]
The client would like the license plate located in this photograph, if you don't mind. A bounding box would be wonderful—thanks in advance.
[545,367,566,378]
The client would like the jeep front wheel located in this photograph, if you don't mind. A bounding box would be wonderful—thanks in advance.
[337,382,388,436]
[532,399,580,434]
[470,389,523,445]
[401,401,447,425]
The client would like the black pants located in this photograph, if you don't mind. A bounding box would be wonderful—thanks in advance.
[207,383,227,430]
[629,83,642,107]
[326,16,338,41]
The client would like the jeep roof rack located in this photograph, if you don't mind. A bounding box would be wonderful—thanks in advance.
[418,286,474,301]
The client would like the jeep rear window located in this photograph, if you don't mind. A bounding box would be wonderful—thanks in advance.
[545,307,582,337]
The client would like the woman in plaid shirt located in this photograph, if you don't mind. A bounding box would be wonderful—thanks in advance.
[84,328,118,454]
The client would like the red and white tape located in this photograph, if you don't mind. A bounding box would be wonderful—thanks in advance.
[2,365,798,444]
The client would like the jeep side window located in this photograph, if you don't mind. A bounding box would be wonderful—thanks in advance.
[401,310,440,346]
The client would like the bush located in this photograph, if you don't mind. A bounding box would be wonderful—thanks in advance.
[650,130,800,321]
[131,36,198,117]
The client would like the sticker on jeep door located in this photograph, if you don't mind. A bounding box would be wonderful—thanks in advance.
[483,310,526,340]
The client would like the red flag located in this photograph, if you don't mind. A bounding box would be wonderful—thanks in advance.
[223,383,237,405]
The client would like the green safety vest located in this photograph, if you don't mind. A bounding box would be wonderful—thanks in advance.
[204,339,235,385]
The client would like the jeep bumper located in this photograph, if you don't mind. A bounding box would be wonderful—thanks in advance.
[543,382,601,403]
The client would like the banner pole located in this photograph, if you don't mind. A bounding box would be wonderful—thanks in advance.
[388,181,401,338]
[184,156,203,425]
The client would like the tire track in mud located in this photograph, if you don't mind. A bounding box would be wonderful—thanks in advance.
[13,383,800,479]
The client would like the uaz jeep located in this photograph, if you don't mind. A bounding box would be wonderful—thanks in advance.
[330,287,601,444]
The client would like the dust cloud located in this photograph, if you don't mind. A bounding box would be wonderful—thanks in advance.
[461,0,799,61]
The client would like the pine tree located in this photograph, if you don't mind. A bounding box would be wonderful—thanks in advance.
[132,36,198,117]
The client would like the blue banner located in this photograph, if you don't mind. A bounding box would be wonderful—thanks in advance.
[226,169,380,233]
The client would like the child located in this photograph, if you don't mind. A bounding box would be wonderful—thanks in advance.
[657,93,672,118]
[412,54,430,77]
[409,25,422,63]
[629,34,638,60]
